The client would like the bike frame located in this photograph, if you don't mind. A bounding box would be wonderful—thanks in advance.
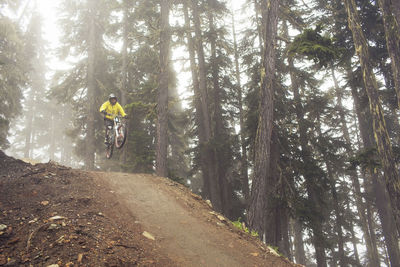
[105,114,127,159]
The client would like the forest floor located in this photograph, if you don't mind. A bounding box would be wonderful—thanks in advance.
[0,151,301,267]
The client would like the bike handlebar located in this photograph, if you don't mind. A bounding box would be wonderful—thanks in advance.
[103,112,127,119]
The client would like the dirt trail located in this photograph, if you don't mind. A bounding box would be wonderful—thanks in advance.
[95,172,297,267]
[0,150,299,266]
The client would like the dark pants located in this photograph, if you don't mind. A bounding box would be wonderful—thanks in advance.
[104,118,113,139]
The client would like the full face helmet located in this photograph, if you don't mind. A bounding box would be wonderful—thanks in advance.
[109,93,117,104]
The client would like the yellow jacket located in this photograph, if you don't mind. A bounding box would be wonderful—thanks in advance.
[99,101,127,120]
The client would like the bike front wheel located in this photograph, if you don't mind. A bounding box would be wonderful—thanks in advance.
[115,124,127,149]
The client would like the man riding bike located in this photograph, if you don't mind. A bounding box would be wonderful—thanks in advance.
[99,93,127,144]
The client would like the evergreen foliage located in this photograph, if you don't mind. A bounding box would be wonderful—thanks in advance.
[289,24,339,68]
[4,0,400,265]
[0,9,27,148]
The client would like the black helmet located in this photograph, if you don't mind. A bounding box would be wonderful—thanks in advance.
[109,93,117,101]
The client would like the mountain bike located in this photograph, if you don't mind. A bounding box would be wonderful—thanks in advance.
[105,114,127,159]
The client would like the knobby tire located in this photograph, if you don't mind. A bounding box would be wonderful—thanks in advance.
[106,130,114,159]
[115,124,127,149]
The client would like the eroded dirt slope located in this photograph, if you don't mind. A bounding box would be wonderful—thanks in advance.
[97,172,299,267]
[0,151,172,266]
[0,151,300,267]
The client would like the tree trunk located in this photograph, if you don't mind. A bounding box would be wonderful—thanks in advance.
[232,10,249,204]
[121,0,128,107]
[156,0,170,177]
[253,0,264,56]
[331,65,376,266]
[85,0,97,170]
[120,0,129,165]
[348,65,400,266]
[292,219,306,265]
[208,10,233,217]
[392,0,400,24]
[191,0,212,143]
[24,96,34,159]
[317,114,345,267]
[321,152,344,267]
[346,201,361,266]
[377,0,400,110]
[264,129,280,246]
[191,0,221,211]
[263,129,290,259]
[49,113,56,160]
[247,0,279,236]
[384,248,391,267]
[60,104,72,166]
[344,0,400,238]
[280,207,291,261]
[183,1,210,199]
[288,54,326,267]
[365,195,380,265]
[372,172,400,266]
[329,1,381,259]
[347,66,381,266]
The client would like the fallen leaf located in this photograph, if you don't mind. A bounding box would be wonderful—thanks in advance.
[48,224,59,230]
[209,211,227,222]
[191,193,202,200]
[41,201,49,206]
[0,255,5,265]
[142,231,155,240]
[250,252,259,257]
[56,235,65,244]
[5,226,12,234]
[267,246,280,256]
[77,253,84,263]
[7,237,19,245]
[6,259,16,265]
[28,218,38,224]
[217,214,227,222]
[107,240,116,247]
[49,216,66,221]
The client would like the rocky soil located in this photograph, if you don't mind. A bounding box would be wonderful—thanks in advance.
[0,151,172,266]
[0,151,301,267]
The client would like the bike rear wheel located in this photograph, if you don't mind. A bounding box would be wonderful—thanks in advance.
[106,143,114,159]
[105,131,114,159]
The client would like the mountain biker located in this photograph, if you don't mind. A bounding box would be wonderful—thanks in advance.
[99,93,127,144]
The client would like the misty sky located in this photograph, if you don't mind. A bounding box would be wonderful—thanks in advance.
[36,0,249,80]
